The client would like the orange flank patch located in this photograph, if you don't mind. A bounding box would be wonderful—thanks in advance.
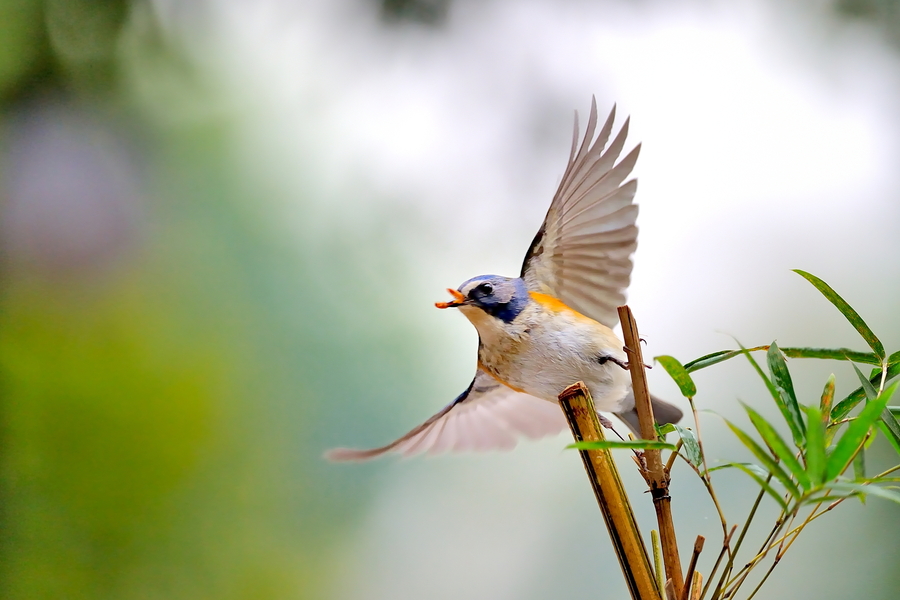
[528,292,594,322]
[477,361,528,394]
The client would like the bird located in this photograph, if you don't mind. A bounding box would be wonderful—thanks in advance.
[326,98,682,461]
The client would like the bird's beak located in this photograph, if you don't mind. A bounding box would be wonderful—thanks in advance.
[435,288,466,309]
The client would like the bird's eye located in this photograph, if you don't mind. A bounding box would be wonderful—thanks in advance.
[476,282,494,295]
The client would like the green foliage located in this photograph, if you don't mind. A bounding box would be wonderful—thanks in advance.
[657,271,900,600]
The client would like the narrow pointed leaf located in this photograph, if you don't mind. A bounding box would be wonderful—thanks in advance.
[804,406,827,486]
[878,421,900,457]
[743,404,809,490]
[684,348,765,372]
[825,482,900,506]
[682,346,880,373]
[781,347,880,365]
[568,440,677,451]
[852,363,878,400]
[826,382,896,481]
[853,450,866,480]
[709,462,788,509]
[767,343,805,446]
[656,355,697,397]
[793,270,885,360]
[832,362,900,420]
[725,419,800,499]
[820,374,835,421]
[673,424,702,469]
[878,407,900,458]
[890,349,900,366]
[656,423,676,437]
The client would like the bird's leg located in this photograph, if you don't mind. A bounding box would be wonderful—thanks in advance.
[618,346,653,370]
[597,415,628,441]
[604,355,631,370]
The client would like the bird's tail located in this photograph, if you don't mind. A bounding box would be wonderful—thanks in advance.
[614,393,683,438]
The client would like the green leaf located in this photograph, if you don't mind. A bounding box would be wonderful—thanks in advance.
[684,349,761,372]
[823,482,900,506]
[673,424,702,470]
[709,462,788,509]
[853,449,866,480]
[832,361,900,421]
[655,355,697,397]
[567,440,677,451]
[655,423,676,437]
[781,347,880,365]
[743,404,810,490]
[682,346,882,374]
[820,374,835,420]
[878,408,900,459]
[826,382,897,481]
[890,407,900,417]
[804,406,827,486]
[793,270,885,361]
[890,349,900,366]
[767,343,806,447]
[724,419,800,499]
[852,363,878,401]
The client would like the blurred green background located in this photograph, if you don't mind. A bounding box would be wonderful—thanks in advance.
[1,1,899,599]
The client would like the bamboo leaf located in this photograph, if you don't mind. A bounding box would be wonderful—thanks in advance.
[878,408,900,459]
[724,419,801,499]
[853,450,866,481]
[820,374,835,420]
[804,406,827,487]
[822,374,838,446]
[793,270,885,361]
[879,421,900,458]
[568,440,677,451]
[655,355,697,397]
[743,404,810,490]
[825,382,896,481]
[781,348,880,365]
[682,346,879,373]
[709,462,788,509]
[684,349,760,372]
[852,363,878,401]
[825,482,900,506]
[832,362,900,421]
[767,343,806,447]
[656,423,676,437]
[673,424,702,469]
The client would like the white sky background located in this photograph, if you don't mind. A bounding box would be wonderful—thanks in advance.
[147,0,900,598]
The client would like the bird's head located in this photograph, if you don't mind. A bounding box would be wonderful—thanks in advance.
[435,275,529,323]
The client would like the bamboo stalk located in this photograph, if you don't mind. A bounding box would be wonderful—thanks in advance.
[618,305,685,598]
[558,382,661,600]
[680,536,705,600]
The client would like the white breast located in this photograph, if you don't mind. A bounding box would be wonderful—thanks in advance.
[461,302,631,412]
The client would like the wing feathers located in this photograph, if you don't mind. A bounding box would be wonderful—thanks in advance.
[325,370,567,461]
[521,100,640,327]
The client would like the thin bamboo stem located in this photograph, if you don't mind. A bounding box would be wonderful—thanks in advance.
[618,305,684,598]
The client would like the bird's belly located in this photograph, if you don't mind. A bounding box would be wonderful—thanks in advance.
[479,327,630,412]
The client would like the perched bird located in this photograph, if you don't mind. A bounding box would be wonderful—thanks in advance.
[327,99,682,461]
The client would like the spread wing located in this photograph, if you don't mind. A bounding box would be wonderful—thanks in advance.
[324,370,567,461]
[520,98,640,328]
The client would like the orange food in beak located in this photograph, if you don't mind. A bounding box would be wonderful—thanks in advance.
[435,288,465,309]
